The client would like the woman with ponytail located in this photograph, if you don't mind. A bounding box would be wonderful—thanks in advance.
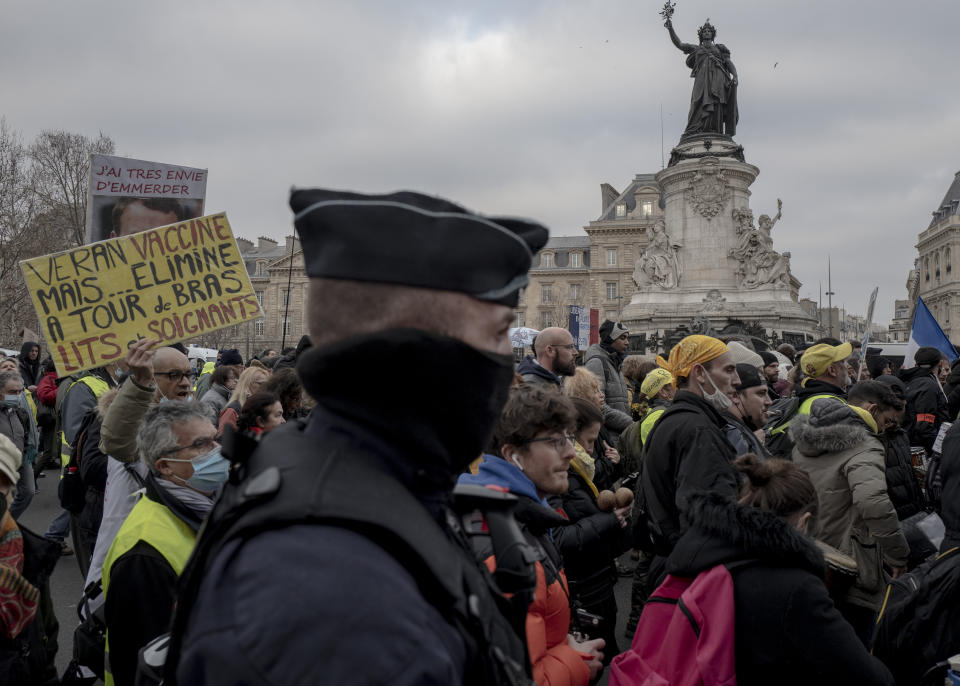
[619,455,894,685]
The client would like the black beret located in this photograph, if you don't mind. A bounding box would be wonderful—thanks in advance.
[289,188,549,307]
[758,351,778,366]
[734,363,764,390]
[914,346,944,368]
[220,349,243,366]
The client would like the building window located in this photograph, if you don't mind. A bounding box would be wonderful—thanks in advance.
[255,291,264,306]
[570,283,582,301]
[606,281,618,300]
[541,252,553,268]
[641,200,653,217]
[256,261,265,276]
[282,289,290,306]
[606,248,617,266]
[282,317,292,336]
[541,284,553,304]
[570,252,583,268]
[540,311,553,329]
[518,287,525,303]
[948,248,953,273]
[615,203,626,218]
[515,311,525,328]
[254,319,264,337]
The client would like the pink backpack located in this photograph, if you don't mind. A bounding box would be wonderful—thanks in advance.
[610,564,739,686]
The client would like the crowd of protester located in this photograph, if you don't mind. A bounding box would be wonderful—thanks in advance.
[0,187,958,685]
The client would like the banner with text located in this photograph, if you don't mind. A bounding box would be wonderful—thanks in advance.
[86,154,208,243]
[21,212,261,375]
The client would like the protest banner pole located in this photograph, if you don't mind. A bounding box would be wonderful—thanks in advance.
[281,237,295,350]
[857,286,878,380]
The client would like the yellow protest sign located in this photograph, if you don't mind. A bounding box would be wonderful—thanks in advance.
[20,212,262,375]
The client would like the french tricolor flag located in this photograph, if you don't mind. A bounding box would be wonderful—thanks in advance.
[902,297,958,368]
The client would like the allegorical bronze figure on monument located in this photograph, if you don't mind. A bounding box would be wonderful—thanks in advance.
[661,1,738,138]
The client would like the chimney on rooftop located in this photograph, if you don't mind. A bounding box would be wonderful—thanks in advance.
[257,236,278,249]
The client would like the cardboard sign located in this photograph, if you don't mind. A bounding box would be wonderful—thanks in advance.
[21,213,261,375]
[86,154,208,243]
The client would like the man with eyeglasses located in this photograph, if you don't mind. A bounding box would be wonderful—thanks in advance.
[102,401,226,686]
[518,327,579,388]
[84,343,196,598]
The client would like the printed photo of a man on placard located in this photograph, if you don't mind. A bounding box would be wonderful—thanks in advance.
[86,154,207,243]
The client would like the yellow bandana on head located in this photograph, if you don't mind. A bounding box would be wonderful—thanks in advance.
[656,335,729,379]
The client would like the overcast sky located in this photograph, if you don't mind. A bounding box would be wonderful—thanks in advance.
[4,0,959,324]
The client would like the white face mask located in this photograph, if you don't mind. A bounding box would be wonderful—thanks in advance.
[698,367,732,412]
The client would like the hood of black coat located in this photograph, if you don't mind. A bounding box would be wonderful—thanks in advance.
[796,377,845,402]
[899,365,934,384]
[667,492,825,579]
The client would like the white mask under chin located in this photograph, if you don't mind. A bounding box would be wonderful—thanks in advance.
[699,369,733,412]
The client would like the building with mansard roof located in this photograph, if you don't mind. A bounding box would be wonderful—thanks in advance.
[517,174,663,335]
[914,170,960,341]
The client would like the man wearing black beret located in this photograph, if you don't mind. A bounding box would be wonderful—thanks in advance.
[901,346,950,457]
[170,189,548,685]
[722,363,772,458]
[758,350,781,401]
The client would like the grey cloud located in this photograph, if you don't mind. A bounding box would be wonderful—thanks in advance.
[2,0,959,324]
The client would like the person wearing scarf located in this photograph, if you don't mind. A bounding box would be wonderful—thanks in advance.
[0,434,60,685]
[459,386,604,685]
[548,397,631,666]
[101,402,227,686]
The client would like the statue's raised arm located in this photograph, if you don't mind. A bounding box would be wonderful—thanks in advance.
[664,19,694,53]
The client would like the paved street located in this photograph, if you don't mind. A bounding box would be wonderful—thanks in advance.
[19,466,86,678]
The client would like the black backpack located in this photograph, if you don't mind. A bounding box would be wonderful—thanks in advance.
[58,409,99,515]
[762,395,800,458]
[873,546,960,685]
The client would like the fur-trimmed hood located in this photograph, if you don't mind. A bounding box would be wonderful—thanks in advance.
[666,492,825,579]
[788,399,873,458]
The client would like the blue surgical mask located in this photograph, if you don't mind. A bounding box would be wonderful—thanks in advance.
[1,395,19,408]
[166,445,229,492]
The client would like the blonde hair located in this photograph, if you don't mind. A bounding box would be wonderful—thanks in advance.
[227,366,269,407]
[564,367,602,404]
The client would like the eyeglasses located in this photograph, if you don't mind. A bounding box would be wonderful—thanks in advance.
[525,433,576,451]
[161,436,217,457]
[154,369,196,382]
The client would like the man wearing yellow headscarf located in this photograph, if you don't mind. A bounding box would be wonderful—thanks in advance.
[638,334,741,584]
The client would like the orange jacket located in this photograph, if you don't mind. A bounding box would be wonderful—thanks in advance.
[485,556,590,686]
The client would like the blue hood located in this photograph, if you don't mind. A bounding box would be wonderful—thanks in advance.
[458,455,547,506]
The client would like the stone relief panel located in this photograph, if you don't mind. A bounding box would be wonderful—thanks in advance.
[687,158,730,219]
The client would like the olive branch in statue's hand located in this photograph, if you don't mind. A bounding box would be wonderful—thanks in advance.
[660,0,676,24]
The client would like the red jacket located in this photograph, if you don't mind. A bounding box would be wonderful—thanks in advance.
[36,372,59,407]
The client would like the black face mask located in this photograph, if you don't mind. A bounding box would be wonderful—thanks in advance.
[298,328,516,490]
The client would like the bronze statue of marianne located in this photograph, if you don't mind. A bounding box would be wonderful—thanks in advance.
[665,17,738,138]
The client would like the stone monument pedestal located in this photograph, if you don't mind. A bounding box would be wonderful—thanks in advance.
[622,135,817,345]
